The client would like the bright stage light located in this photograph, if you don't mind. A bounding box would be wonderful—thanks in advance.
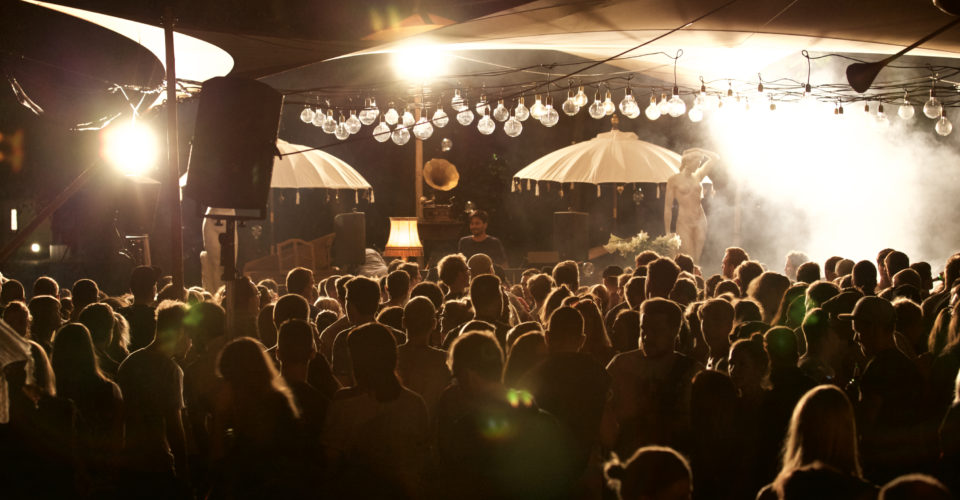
[101,121,159,176]
[30,243,41,253]
[391,44,450,81]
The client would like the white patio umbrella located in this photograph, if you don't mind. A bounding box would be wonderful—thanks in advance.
[512,129,680,191]
[181,138,373,199]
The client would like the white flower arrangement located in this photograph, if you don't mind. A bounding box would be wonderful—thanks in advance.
[603,232,681,259]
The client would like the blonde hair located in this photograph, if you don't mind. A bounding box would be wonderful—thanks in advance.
[778,385,861,482]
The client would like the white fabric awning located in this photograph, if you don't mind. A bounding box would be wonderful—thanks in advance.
[513,129,680,185]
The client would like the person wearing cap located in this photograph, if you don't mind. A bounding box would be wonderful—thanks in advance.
[458,209,507,266]
[841,296,928,483]
[821,290,864,389]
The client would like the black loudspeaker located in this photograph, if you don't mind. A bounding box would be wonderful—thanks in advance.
[333,212,366,267]
[115,175,161,235]
[554,211,589,261]
[184,77,283,212]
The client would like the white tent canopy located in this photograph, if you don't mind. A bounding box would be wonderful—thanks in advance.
[182,138,372,193]
[513,129,680,185]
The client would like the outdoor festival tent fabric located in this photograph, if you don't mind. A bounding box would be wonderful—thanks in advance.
[181,138,372,192]
[513,129,680,185]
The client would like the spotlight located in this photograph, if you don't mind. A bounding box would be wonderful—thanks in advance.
[30,242,41,253]
[101,121,159,176]
[391,44,450,82]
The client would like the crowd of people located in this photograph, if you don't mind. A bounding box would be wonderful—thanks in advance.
[1,244,959,500]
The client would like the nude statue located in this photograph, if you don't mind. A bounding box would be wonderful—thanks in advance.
[663,147,720,264]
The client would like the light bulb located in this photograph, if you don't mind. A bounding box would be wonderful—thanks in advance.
[540,100,559,127]
[311,109,324,127]
[493,100,510,122]
[530,95,546,120]
[688,106,703,122]
[475,95,489,115]
[345,111,362,134]
[924,89,941,119]
[413,116,434,140]
[876,103,889,127]
[432,108,449,128]
[456,109,475,126]
[694,87,707,108]
[515,98,530,121]
[372,120,391,142]
[322,110,337,134]
[384,107,399,125]
[574,86,589,107]
[359,98,378,126]
[619,89,637,116]
[441,138,453,151]
[936,112,953,136]
[668,93,686,118]
[898,93,915,120]
[451,90,468,112]
[391,124,411,145]
[477,114,496,135]
[300,107,316,123]
[334,116,350,140]
[645,95,661,120]
[504,114,523,137]
[402,110,415,128]
[563,90,580,116]
[588,93,605,119]
[603,90,616,116]
[658,93,670,115]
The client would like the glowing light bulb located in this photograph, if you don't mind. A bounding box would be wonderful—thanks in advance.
[359,98,378,125]
[876,103,890,127]
[574,86,589,107]
[372,119,391,142]
[413,116,434,140]
[345,111,362,134]
[645,95,661,120]
[668,87,686,117]
[384,107,399,125]
[898,93,915,120]
[540,98,559,127]
[456,109,474,126]
[432,108,449,128]
[530,95,546,120]
[402,110,415,128]
[441,138,453,151]
[504,114,523,137]
[391,124,411,145]
[924,89,941,119]
[477,113,496,135]
[588,92,605,119]
[334,116,350,140]
[311,109,324,127]
[619,88,639,117]
[603,90,616,116]
[321,110,337,134]
[562,90,580,116]
[451,90,468,112]
[475,95,489,115]
[300,107,315,123]
[936,112,953,136]
[688,106,703,122]
[493,100,510,122]
[515,97,530,121]
[658,93,670,115]
[694,82,707,108]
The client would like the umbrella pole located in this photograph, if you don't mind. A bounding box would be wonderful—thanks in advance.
[163,9,184,291]
[414,93,424,221]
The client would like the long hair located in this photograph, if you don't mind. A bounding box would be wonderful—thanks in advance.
[51,323,106,400]
[773,283,809,328]
[217,337,299,418]
[575,298,612,355]
[348,323,403,402]
[748,272,791,324]
[778,385,861,481]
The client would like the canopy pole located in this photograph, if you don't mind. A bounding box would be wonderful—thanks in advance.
[414,93,423,220]
[163,9,184,291]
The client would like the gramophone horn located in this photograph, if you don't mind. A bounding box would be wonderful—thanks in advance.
[423,158,459,191]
